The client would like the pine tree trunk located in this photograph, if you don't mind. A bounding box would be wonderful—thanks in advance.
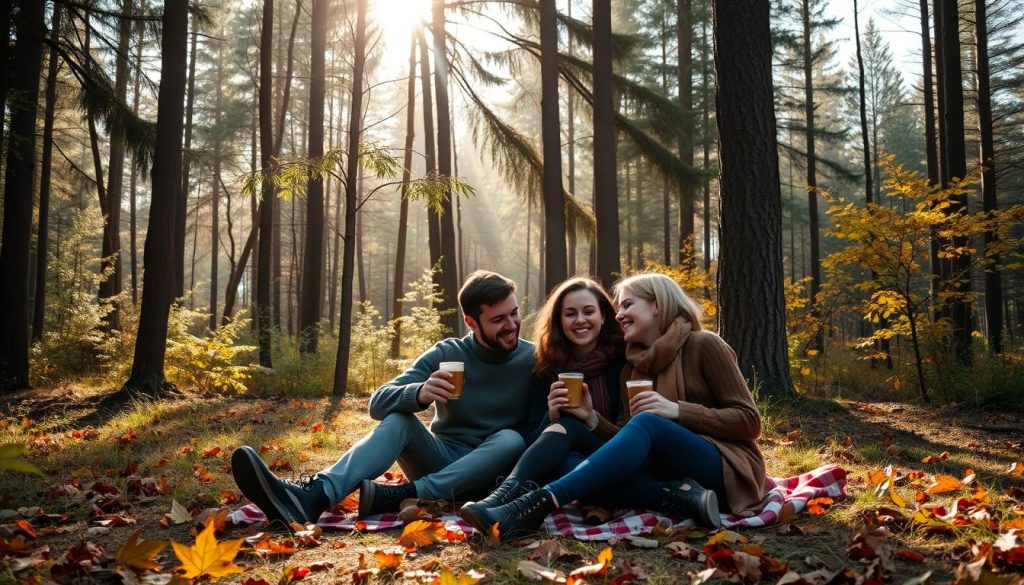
[357,166,367,306]
[540,0,567,293]
[333,0,367,396]
[417,31,442,287]
[129,0,146,305]
[937,0,972,365]
[209,31,225,331]
[677,0,695,265]
[854,0,872,206]
[713,0,794,398]
[0,0,45,392]
[431,0,462,333]
[974,0,1001,354]
[257,0,276,367]
[0,0,12,150]
[177,21,198,300]
[33,3,62,343]
[701,13,712,272]
[118,0,189,398]
[299,0,329,353]
[392,38,417,358]
[801,0,822,354]
[592,0,621,288]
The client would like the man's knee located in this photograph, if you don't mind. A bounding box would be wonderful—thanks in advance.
[378,411,417,428]
[486,428,526,455]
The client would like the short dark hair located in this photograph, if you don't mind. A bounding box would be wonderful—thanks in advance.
[459,270,517,323]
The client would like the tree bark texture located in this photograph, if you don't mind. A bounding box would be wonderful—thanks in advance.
[540,0,567,292]
[592,0,621,288]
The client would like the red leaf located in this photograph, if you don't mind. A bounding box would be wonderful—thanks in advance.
[269,459,292,472]
[201,447,222,459]
[118,431,137,444]
[15,519,37,539]
[895,548,925,563]
[807,497,834,515]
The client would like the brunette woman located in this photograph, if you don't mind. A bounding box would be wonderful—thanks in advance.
[459,277,626,529]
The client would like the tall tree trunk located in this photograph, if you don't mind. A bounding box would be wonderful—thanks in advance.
[713,0,794,398]
[592,0,621,287]
[801,0,822,354]
[33,3,62,343]
[0,0,12,150]
[299,0,329,353]
[418,30,441,285]
[854,0,872,206]
[540,0,567,292]
[0,0,45,391]
[431,0,462,333]
[257,0,276,367]
[177,19,198,300]
[661,6,671,265]
[129,0,146,305]
[392,38,417,358]
[937,0,971,365]
[119,0,188,398]
[701,13,712,272]
[974,0,1001,354]
[922,0,942,311]
[333,0,367,396]
[567,1,576,275]
[357,166,367,305]
[209,32,225,331]
[677,0,695,265]
[97,0,133,330]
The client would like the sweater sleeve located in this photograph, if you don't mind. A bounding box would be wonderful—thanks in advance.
[367,342,442,419]
[676,334,762,441]
[519,375,553,443]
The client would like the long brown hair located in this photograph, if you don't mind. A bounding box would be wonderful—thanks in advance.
[533,278,623,379]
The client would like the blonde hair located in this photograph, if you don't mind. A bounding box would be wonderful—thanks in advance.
[612,272,704,333]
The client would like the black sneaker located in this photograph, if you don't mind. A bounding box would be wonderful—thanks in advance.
[231,446,329,527]
[462,488,556,541]
[458,477,535,534]
[658,478,721,528]
[358,479,417,517]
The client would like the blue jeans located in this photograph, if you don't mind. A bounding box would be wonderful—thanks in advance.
[546,412,727,510]
[318,413,525,505]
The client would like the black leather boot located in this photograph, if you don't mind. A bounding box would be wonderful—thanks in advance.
[458,477,536,534]
[659,478,722,528]
[461,488,556,541]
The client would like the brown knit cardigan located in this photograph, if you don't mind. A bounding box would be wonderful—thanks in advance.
[590,320,767,516]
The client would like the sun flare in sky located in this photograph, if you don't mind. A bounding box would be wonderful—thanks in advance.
[373,0,433,42]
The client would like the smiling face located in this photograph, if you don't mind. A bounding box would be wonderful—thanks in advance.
[560,289,606,358]
[615,287,659,346]
[466,293,522,352]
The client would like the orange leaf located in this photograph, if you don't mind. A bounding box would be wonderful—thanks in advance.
[397,520,443,549]
[921,455,937,464]
[15,519,36,539]
[269,459,292,472]
[485,522,500,548]
[569,547,613,578]
[310,423,323,432]
[867,469,886,486]
[927,474,966,495]
[194,465,215,483]
[373,549,404,570]
[1008,462,1024,477]
[201,447,222,459]
[895,548,925,563]
[807,497,834,515]
[249,534,296,557]
[171,518,245,579]
[116,529,167,571]
[118,431,137,444]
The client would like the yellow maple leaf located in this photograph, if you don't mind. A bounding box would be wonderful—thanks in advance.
[373,548,404,570]
[171,518,244,579]
[116,529,167,571]
[434,565,484,585]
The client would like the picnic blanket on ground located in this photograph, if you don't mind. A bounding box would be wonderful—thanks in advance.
[223,464,847,541]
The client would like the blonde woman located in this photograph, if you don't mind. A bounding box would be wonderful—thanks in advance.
[467,273,767,539]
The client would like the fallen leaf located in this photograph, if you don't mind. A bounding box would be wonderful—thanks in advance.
[116,530,167,571]
[201,447,222,459]
[517,560,565,582]
[485,522,500,548]
[896,548,925,563]
[15,519,36,538]
[432,566,484,585]
[248,533,296,557]
[118,431,138,444]
[171,518,245,579]
[164,500,192,525]
[807,497,834,515]
[397,519,443,549]
[927,474,966,495]
[1008,462,1024,478]
[569,547,612,578]
[373,549,404,570]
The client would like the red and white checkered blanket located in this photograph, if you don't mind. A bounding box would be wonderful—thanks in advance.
[224,464,846,541]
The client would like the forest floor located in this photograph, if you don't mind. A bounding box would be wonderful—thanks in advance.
[1,385,1023,584]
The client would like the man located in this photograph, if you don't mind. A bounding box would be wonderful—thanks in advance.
[231,270,545,526]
